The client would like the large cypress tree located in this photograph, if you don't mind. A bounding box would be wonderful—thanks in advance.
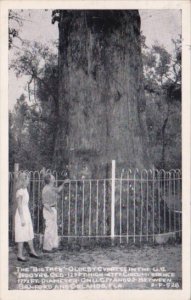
[53,10,150,179]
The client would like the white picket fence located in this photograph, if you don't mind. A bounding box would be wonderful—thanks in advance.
[9,161,182,244]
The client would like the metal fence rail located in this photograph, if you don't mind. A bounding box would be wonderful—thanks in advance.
[9,162,182,244]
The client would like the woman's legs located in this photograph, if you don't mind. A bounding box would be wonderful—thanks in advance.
[28,239,37,255]
[52,208,58,249]
[17,242,25,258]
[43,208,56,251]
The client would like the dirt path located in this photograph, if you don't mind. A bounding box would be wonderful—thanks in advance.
[9,244,181,290]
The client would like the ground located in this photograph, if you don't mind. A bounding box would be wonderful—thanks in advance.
[9,242,182,290]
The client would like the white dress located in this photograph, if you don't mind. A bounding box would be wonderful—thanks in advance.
[15,188,34,242]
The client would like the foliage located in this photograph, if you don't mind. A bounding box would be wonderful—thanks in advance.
[141,35,181,170]
[9,41,59,171]
[9,10,21,49]
[8,10,29,49]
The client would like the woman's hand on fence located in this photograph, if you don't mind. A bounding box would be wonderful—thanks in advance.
[57,180,69,193]
[63,179,70,185]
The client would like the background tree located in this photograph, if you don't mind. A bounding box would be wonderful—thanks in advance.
[9,10,22,49]
[9,41,59,170]
[142,35,181,170]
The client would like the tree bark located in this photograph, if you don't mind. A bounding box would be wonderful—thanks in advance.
[53,10,151,178]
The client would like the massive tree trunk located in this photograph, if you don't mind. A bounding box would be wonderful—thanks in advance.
[53,10,151,179]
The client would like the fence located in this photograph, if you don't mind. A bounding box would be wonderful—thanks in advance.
[9,161,182,244]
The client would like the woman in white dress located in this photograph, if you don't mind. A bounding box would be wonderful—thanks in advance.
[15,172,39,261]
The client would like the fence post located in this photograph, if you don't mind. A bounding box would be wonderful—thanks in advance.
[111,160,116,244]
[12,163,19,241]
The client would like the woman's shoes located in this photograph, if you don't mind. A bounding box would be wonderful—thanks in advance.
[29,252,40,259]
[17,256,28,262]
[17,252,40,261]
